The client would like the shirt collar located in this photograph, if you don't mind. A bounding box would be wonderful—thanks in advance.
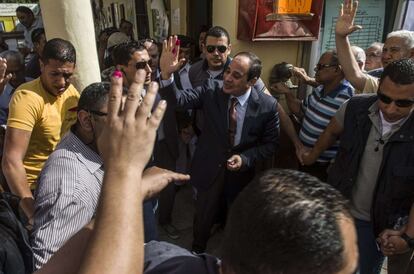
[179,63,191,74]
[231,87,251,106]
[67,130,103,174]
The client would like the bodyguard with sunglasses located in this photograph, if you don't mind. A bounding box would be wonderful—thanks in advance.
[302,59,414,274]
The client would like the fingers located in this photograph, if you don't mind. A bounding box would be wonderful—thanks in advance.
[147,83,167,130]
[137,81,158,122]
[162,170,190,182]
[124,69,146,120]
[108,70,124,120]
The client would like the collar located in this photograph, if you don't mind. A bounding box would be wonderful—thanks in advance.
[315,79,352,98]
[67,130,103,174]
[231,87,251,106]
[179,63,191,74]
[201,56,232,79]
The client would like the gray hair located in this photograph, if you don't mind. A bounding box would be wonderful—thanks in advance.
[351,45,366,64]
[387,30,414,49]
[368,42,384,50]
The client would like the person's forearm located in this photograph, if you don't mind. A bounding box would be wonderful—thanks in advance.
[2,158,34,218]
[285,93,302,117]
[279,106,301,148]
[335,34,366,91]
[308,128,338,162]
[404,204,414,237]
[78,169,144,274]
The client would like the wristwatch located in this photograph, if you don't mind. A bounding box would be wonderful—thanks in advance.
[401,233,414,249]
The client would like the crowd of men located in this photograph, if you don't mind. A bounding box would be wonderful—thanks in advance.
[0,0,413,273]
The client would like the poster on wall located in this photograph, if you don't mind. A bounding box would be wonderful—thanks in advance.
[321,0,385,52]
[150,0,169,42]
[237,0,324,41]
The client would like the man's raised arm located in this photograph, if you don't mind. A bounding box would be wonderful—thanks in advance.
[335,0,367,91]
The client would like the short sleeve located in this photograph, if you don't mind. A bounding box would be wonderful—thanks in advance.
[7,90,41,131]
[363,74,379,94]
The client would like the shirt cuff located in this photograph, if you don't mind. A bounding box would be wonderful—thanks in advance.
[159,75,174,88]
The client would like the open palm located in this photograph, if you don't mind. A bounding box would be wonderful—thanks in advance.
[160,36,185,79]
[335,0,362,37]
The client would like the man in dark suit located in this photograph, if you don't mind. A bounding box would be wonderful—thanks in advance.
[159,36,279,253]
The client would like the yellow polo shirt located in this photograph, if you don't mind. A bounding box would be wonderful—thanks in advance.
[7,78,79,188]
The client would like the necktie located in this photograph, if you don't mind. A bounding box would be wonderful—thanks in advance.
[228,98,238,146]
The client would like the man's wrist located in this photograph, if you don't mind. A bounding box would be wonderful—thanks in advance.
[161,71,172,80]
[401,233,414,249]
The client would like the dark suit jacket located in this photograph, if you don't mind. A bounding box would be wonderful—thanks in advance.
[160,79,279,191]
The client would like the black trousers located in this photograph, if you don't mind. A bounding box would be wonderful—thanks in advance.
[192,168,226,252]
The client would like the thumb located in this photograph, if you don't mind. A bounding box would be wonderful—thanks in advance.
[0,73,11,84]
[349,25,362,33]
[178,58,186,67]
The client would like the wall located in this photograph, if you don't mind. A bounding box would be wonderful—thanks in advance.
[169,0,187,35]
[101,0,137,39]
[212,0,303,88]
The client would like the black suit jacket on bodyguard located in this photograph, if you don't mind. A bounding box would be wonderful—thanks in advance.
[160,79,279,191]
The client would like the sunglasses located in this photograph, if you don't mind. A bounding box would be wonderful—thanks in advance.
[314,63,337,71]
[135,59,152,70]
[377,92,414,108]
[89,110,108,117]
[206,45,227,53]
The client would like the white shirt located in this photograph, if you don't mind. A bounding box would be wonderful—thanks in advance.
[230,88,251,146]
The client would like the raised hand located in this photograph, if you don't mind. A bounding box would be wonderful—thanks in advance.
[97,69,167,172]
[0,57,12,93]
[335,0,362,37]
[160,35,186,80]
[141,166,190,199]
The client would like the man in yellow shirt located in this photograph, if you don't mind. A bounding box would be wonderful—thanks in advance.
[2,38,79,223]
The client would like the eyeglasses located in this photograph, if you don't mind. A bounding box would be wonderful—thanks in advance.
[206,45,227,53]
[314,63,337,71]
[377,92,414,108]
[89,110,108,116]
[135,59,152,70]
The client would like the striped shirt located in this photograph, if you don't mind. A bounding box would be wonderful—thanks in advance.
[31,130,104,270]
[299,80,354,162]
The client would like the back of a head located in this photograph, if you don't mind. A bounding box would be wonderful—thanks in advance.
[41,38,76,64]
[220,169,351,274]
[0,50,24,67]
[380,58,414,85]
[16,6,34,16]
[387,30,414,49]
[31,28,45,44]
[351,45,366,66]
[205,26,230,44]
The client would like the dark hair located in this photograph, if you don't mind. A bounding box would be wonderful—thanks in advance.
[200,25,209,33]
[234,51,262,81]
[41,38,76,64]
[31,28,45,44]
[380,58,414,86]
[112,41,147,66]
[0,50,24,66]
[220,169,351,274]
[205,26,230,44]
[78,82,128,112]
[176,35,193,48]
[16,6,34,16]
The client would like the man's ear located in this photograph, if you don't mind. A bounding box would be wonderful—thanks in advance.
[227,43,232,54]
[39,59,45,73]
[77,110,93,131]
[248,77,258,87]
[410,48,414,59]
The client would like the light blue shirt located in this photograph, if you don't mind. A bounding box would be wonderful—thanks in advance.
[0,78,32,125]
[230,88,251,146]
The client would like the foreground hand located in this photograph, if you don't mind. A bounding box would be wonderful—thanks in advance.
[97,69,166,172]
[142,166,190,199]
[160,35,186,80]
[335,0,362,37]
[294,141,305,165]
[301,147,317,166]
[227,155,242,171]
[377,228,410,256]
[0,58,12,91]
